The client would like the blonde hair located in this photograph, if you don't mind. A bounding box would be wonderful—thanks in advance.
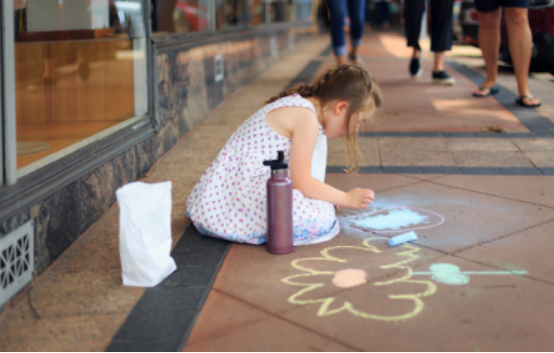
[266,64,382,173]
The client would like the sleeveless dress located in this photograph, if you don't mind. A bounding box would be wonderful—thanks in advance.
[186,94,340,245]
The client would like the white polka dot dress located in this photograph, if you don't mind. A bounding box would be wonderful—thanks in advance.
[186,94,340,245]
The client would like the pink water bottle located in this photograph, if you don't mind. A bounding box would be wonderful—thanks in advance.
[263,151,293,254]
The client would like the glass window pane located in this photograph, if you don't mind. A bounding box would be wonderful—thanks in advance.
[295,0,313,23]
[151,0,210,34]
[216,0,247,30]
[247,0,265,25]
[268,0,293,23]
[14,0,148,174]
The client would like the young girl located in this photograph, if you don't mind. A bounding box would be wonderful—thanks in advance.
[186,64,382,245]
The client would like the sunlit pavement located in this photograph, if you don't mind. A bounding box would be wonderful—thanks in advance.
[1,31,553,351]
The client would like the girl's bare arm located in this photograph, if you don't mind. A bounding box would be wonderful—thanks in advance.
[288,110,374,209]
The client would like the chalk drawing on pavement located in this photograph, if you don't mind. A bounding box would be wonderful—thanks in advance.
[340,206,445,234]
[282,207,528,321]
[281,237,438,322]
[411,263,528,286]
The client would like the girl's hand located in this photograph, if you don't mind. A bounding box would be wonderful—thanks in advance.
[344,188,375,209]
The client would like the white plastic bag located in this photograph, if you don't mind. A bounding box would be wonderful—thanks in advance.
[116,181,176,287]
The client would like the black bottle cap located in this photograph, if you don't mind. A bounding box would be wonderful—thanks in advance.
[263,151,288,170]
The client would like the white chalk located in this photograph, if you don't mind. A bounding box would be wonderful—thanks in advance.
[389,231,418,246]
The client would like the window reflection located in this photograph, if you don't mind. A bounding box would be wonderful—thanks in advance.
[151,0,210,33]
[268,0,292,23]
[216,0,247,29]
[14,0,147,172]
[151,0,252,34]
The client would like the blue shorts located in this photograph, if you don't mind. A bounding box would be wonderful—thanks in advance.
[475,0,528,12]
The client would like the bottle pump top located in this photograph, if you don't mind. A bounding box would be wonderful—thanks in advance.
[263,151,288,171]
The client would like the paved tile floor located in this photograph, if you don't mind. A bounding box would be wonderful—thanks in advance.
[1,31,553,351]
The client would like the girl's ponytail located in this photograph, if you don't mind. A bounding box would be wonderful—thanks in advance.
[264,64,382,174]
[265,83,314,104]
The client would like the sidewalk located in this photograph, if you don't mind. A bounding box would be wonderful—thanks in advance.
[1,31,553,351]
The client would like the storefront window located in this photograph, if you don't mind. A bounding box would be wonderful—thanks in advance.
[151,0,210,34]
[295,0,313,22]
[248,0,265,25]
[268,0,293,23]
[216,0,247,30]
[12,0,148,175]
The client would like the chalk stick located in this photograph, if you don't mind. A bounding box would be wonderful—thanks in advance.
[389,231,418,246]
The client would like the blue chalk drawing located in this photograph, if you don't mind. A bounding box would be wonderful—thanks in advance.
[412,263,528,286]
[349,208,429,231]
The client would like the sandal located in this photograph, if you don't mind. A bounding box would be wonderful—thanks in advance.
[473,86,499,97]
[515,95,541,108]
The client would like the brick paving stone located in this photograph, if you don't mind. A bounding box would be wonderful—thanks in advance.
[456,220,554,285]
[524,151,554,168]
[446,138,519,151]
[433,175,554,208]
[452,151,534,167]
[512,138,554,151]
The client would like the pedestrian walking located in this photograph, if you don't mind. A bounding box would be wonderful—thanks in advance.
[374,0,391,29]
[404,0,456,85]
[472,0,540,107]
[327,0,367,65]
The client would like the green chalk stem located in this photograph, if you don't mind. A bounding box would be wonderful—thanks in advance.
[412,270,528,276]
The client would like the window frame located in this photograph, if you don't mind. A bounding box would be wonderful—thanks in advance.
[2,0,155,185]
[2,0,17,186]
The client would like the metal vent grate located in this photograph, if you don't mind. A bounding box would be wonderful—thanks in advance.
[0,220,34,306]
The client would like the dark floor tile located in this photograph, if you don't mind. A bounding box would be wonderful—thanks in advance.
[106,340,182,352]
[459,167,501,175]
[506,133,538,138]
[326,166,347,174]
[378,132,410,137]
[539,167,554,175]
[359,166,381,173]
[472,132,506,138]
[172,225,230,251]
[173,246,229,267]
[497,167,541,176]
[286,60,323,89]
[419,166,460,174]
[319,46,332,57]
[359,131,378,137]
[381,166,420,174]
[440,132,475,138]
[408,132,442,137]
[158,266,217,287]
[110,309,197,342]
[134,287,207,313]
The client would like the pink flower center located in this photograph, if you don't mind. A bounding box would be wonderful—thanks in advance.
[332,269,367,288]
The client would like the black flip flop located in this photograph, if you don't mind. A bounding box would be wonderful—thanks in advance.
[473,86,499,97]
[515,95,541,108]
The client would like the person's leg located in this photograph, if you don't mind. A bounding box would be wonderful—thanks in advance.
[429,0,454,66]
[328,0,348,64]
[377,2,390,28]
[504,6,539,105]
[404,0,425,54]
[347,0,366,63]
[474,0,502,95]
[404,0,425,76]
[430,0,455,84]
[434,52,444,72]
